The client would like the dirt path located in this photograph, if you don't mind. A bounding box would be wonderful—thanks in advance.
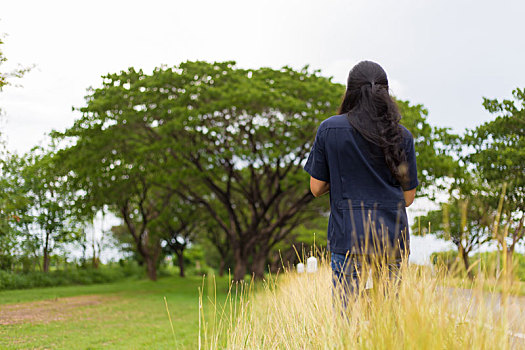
[441,287,525,348]
[0,295,115,325]
[445,288,525,332]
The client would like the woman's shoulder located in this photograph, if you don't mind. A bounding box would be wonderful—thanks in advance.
[399,124,414,140]
[319,114,351,130]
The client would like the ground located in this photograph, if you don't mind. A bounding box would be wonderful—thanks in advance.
[2,273,525,349]
[0,275,229,349]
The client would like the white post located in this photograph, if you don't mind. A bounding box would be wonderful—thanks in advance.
[297,263,305,273]
[306,256,318,273]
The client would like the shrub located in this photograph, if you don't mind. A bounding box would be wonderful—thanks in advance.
[0,263,143,291]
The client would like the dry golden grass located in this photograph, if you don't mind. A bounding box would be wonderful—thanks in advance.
[199,254,520,350]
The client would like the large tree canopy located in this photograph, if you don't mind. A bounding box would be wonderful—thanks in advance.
[53,61,455,280]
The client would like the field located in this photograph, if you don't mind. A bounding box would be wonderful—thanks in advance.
[2,262,525,350]
[0,275,229,349]
[201,261,525,350]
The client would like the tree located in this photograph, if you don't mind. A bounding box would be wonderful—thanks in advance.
[413,191,492,276]
[465,88,525,275]
[0,147,79,272]
[21,148,79,272]
[0,32,34,271]
[53,62,341,281]
[0,154,29,270]
[52,110,181,280]
[414,88,524,277]
[149,62,341,280]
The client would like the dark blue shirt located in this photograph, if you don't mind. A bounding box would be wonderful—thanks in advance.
[304,114,418,256]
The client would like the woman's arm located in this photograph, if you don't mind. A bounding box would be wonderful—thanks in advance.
[310,177,330,197]
[403,188,416,207]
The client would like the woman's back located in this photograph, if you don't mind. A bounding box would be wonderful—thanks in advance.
[304,114,418,256]
[306,60,418,301]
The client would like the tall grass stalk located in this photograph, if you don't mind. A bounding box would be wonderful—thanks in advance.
[163,296,177,346]
[200,255,515,349]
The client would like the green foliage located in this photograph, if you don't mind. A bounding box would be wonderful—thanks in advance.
[2,148,83,271]
[396,100,460,196]
[430,250,459,269]
[461,88,524,251]
[23,149,80,238]
[182,244,213,275]
[0,154,30,264]
[465,88,524,220]
[198,235,234,274]
[0,264,143,290]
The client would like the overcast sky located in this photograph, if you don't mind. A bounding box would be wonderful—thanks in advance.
[2,0,524,262]
[1,0,524,154]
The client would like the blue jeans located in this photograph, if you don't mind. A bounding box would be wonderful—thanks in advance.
[331,252,402,309]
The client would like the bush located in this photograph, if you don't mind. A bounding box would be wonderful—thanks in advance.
[0,263,143,291]
[183,244,213,276]
[0,254,14,270]
[430,250,458,269]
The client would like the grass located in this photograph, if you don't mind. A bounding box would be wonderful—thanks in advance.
[2,259,522,349]
[0,274,230,349]
[201,256,522,349]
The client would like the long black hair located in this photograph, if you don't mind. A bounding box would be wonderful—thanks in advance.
[338,61,409,187]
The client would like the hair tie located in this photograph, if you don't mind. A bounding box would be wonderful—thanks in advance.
[370,81,375,88]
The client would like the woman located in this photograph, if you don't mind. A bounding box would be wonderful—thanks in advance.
[304,61,418,304]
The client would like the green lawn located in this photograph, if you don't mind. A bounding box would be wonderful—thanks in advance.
[0,274,231,349]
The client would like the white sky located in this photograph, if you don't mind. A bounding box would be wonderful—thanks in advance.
[1,0,525,154]
[1,0,524,263]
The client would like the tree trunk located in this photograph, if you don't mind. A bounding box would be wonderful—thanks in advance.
[218,257,225,277]
[43,250,50,272]
[251,247,269,280]
[458,245,471,278]
[92,240,99,269]
[145,256,157,281]
[251,259,266,280]
[177,251,185,277]
[506,246,515,284]
[233,250,247,282]
[43,231,50,273]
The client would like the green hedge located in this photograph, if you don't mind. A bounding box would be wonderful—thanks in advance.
[431,250,525,281]
[0,264,143,290]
